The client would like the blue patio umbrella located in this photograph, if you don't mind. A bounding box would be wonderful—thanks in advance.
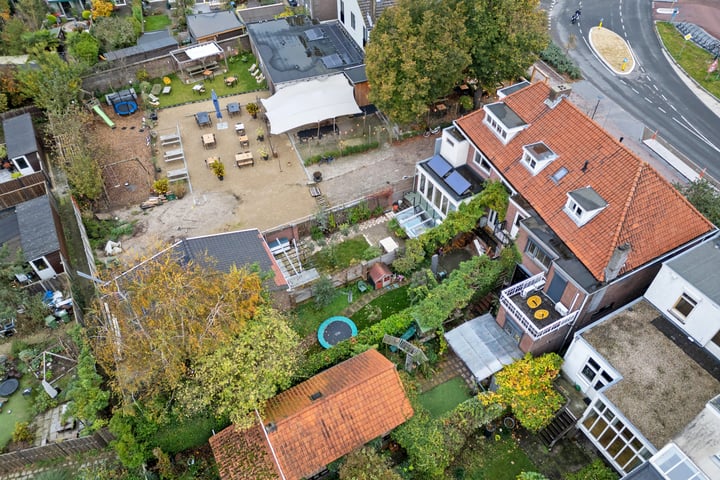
[211,89,222,119]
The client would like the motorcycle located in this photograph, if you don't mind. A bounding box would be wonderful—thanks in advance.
[571,11,581,24]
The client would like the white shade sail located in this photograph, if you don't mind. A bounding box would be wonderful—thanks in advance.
[260,74,362,134]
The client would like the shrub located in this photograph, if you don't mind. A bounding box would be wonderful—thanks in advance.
[153,177,169,195]
[304,141,379,166]
[12,422,34,443]
[540,42,582,79]
[135,69,149,82]
[313,276,336,308]
[565,460,619,480]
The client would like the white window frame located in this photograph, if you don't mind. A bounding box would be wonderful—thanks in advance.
[30,256,56,280]
[473,150,491,174]
[581,399,653,474]
[652,444,708,480]
[526,239,552,271]
[12,155,34,176]
[350,12,355,29]
[580,357,615,390]
[670,293,697,324]
[484,113,509,142]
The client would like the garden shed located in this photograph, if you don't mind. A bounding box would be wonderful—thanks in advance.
[368,262,393,289]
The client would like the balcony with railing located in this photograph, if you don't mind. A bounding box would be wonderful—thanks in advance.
[500,273,578,341]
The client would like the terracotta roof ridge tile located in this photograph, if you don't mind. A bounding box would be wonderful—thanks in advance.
[605,162,645,268]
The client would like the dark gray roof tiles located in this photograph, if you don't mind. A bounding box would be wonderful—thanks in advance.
[665,233,720,304]
[15,195,60,261]
[180,229,274,273]
[3,113,39,160]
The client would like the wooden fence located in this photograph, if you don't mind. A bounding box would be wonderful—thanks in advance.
[0,172,49,209]
[0,429,114,474]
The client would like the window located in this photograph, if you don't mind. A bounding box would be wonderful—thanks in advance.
[350,12,355,29]
[581,399,652,475]
[526,239,552,270]
[567,199,583,218]
[671,293,696,322]
[13,156,30,170]
[31,258,50,272]
[652,445,708,480]
[473,151,491,173]
[485,115,508,140]
[340,0,345,22]
[581,357,615,390]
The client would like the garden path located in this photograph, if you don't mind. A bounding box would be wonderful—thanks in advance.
[419,350,475,393]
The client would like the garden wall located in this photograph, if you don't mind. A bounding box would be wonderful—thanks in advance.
[0,429,114,474]
[82,36,250,93]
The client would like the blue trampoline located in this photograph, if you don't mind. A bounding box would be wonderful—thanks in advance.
[318,316,358,349]
[114,101,138,116]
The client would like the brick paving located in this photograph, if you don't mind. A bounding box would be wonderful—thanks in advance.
[419,349,475,393]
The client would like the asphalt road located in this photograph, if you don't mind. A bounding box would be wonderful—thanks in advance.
[547,0,720,179]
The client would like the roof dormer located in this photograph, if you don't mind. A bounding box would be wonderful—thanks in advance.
[483,102,527,144]
[521,142,557,175]
[565,187,607,226]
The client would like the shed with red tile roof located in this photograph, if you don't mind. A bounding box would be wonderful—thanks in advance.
[209,348,413,480]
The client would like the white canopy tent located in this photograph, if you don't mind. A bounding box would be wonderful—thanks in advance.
[260,74,362,135]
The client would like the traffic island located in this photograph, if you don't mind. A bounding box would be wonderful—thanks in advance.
[589,26,636,74]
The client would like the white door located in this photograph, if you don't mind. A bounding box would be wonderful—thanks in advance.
[31,257,56,280]
[510,212,523,239]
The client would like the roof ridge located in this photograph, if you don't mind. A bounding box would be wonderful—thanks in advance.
[606,161,645,268]
[268,350,395,427]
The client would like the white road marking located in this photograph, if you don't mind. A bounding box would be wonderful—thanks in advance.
[644,97,653,103]
[658,107,667,113]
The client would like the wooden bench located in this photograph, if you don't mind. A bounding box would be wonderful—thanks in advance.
[167,168,188,181]
[164,148,184,162]
[235,152,254,168]
[165,154,184,163]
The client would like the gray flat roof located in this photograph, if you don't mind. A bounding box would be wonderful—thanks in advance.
[187,11,243,39]
[237,4,287,24]
[621,462,664,480]
[15,195,59,261]
[104,32,178,61]
[486,102,526,129]
[3,113,38,159]
[569,186,607,211]
[582,299,720,448]
[445,313,523,381]
[665,233,720,305]
[247,16,364,85]
[498,80,531,98]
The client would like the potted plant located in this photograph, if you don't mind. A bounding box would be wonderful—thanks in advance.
[258,147,269,161]
[210,160,225,180]
[246,102,259,119]
[256,126,265,141]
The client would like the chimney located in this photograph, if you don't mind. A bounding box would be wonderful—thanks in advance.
[545,84,572,108]
[604,242,631,282]
[581,160,589,172]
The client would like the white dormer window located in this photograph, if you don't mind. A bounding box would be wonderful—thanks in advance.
[564,187,607,226]
[521,142,557,175]
[483,103,527,145]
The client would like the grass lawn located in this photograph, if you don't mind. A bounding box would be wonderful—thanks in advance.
[418,377,472,418]
[310,237,371,272]
[0,375,35,449]
[144,14,171,31]
[452,430,537,480]
[131,54,265,109]
[153,414,229,454]
[291,283,367,338]
[351,285,410,331]
[657,22,720,98]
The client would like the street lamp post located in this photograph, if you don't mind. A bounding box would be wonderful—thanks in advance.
[591,96,603,120]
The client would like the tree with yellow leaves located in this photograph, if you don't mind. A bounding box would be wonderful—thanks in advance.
[91,0,114,19]
[479,353,564,432]
[90,251,298,420]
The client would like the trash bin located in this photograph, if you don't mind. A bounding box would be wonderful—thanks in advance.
[45,315,58,329]
[166,192,177,201]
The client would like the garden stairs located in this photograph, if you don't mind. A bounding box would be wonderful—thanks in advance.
[538,407,577,449]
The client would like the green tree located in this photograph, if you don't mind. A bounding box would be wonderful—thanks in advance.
[66,345,111,433]
[46,106,104,202]
[392,408,451,479]
[365,0,470,124]
[67,31,100,65]
[313,275,336,307]
[463,0,548,93]
[480,353,564,432]
[1,18,29,55]
[178,308,300,427]
[91,16,139,51]
[16,49,83,113]
[675,178,720,226]
[339,447,403,480]
[21,29,60,52]
[0,245,27,321]
[565,460,618,480]
[15,0,49,30]
[407,268,438,305]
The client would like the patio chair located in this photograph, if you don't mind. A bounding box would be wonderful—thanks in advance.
[249,63,258,74]
[256,74,265,84]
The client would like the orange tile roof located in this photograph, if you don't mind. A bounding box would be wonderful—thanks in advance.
[210,349,414,480]
[209,423,281,480]
[456,82,714,281]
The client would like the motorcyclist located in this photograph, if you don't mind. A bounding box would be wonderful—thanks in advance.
[571,9,581,24]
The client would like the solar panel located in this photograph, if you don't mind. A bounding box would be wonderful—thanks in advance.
[427,155,451,178]
[446,171,471,196]
[321,53,344,69]
[305,28,325,41]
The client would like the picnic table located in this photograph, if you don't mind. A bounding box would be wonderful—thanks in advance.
[202,133,216,149]
[227,102,241,117]
[235,151,254,168]
[235,123,245,135]
[238,135,249,148]
[225,76,238,87]
[192,84,206,94]
[196,112,211,127]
